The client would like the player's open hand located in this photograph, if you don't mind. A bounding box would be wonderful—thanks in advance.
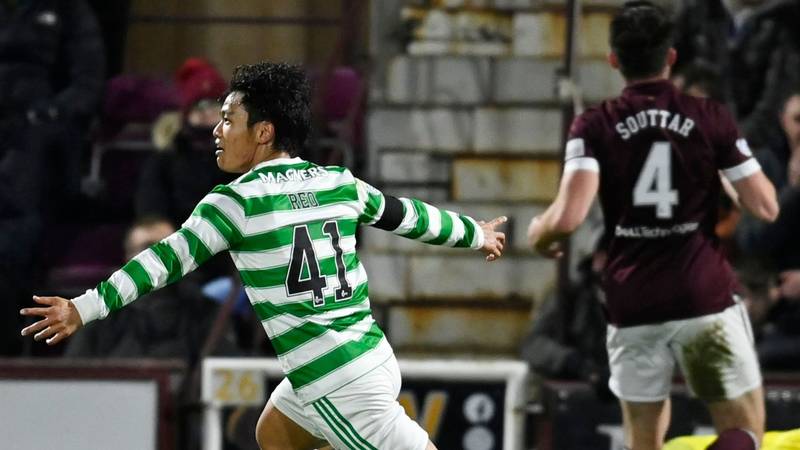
[478,216,507,262]
[527,216,564,259]
[20,295,83,345]
[535,240,564,259]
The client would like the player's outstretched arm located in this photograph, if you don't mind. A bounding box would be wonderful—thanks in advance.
[714,107,778,222]
[20,187,246,344]
[354,178,506,261]
[528,169,599,258]
[20,296,83,345]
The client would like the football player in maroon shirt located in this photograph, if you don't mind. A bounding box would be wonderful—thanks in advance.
[528,2,778,449]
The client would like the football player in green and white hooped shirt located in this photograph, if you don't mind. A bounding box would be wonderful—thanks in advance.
[21,62,507,450]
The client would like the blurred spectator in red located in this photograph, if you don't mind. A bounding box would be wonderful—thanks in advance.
[306,66,365,170]
[135,58,234,228]
[1,0,105,356]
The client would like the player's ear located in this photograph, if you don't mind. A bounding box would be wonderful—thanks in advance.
[608,51,620,70]
[255,121,275,146]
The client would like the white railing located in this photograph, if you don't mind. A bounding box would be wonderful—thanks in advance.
[202,357,528,450]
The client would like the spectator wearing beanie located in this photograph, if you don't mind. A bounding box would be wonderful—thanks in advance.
[135,57,234,229]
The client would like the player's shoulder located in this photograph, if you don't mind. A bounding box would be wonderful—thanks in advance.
[675,91,738,139]
[569,103,612,138]
[204,183,246,205]
[575,104,606,122]
[674,89,731,118]
[316,163,352,177]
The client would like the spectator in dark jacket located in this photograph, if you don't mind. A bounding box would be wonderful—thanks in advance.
[135,58,233,228]
[729,0,800,148]
[736,90,800,268]
[520,250,611,400]
[734,187,800,370]
[1,0,105,356]
[673,0,799,149]
[672,0,760,105]
[735,88,800,369]
[672,0,735,95]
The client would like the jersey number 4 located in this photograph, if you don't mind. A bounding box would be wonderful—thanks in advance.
[633,141,679,219]
[286,222,353,307]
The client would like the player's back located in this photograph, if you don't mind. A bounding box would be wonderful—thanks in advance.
[567,80,757,326]
[218,157,389,402]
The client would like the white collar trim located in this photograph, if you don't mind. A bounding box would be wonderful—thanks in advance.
[251,157,304,171]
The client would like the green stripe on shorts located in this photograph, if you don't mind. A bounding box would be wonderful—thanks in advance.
[320,398,377,450]
[312,401,364,450]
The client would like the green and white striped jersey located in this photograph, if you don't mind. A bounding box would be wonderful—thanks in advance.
[72,157,485,403]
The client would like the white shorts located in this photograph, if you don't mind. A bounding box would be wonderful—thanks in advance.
[270,356,429,450]
[607,301,762,402]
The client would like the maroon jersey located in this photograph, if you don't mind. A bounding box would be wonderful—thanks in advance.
[566,80,760,327]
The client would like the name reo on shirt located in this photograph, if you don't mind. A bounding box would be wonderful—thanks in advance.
[615,109,695,140]
[288,192,319,209]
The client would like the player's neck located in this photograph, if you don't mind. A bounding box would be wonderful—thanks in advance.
[624,64,672,86]
[253,147,292,168]
[624,74,669,86]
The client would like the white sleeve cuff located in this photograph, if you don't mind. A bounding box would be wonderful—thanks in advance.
[71,289,109,325]
[565,138,586,159]
[464,216,485,250]
[722,158,761,182]
[564,157,600,173]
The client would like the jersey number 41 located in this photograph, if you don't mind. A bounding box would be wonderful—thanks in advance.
[286,222,354,307]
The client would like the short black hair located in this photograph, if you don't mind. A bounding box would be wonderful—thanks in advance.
[229,62,312,156]
[610,1,674,79]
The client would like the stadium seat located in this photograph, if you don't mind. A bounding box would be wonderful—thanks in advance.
[39,223,126,296]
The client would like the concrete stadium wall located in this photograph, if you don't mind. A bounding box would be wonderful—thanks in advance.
[124,0,351,77]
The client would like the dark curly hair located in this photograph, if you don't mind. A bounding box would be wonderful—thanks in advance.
[229,62,311,155]
[610,1,674,80]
